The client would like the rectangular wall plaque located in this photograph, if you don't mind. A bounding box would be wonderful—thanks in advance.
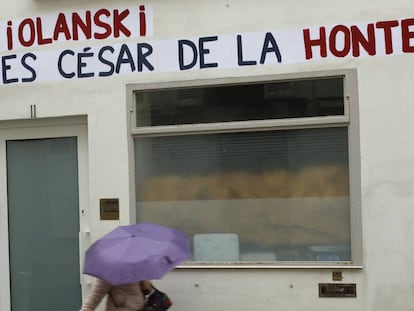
[332,271,343,281]
[100,198,120,220]
[319,283,357,298]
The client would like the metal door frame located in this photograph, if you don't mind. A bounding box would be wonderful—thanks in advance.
[0,116,89,311]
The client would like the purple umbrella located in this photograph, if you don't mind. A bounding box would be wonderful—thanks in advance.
[83,223,191,285]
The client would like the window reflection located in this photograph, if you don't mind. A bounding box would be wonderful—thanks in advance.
[135,78,344,127]
[135,128,351,262]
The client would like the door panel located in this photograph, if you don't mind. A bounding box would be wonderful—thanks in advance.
[7,137,81,311]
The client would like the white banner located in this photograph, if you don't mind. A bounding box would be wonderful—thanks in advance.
[1,12,413,86]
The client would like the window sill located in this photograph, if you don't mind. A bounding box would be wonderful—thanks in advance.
[178,261,363,269]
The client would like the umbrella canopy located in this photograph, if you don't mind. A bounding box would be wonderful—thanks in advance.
[83,223,191,285]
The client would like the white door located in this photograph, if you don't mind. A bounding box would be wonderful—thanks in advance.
[0,118,89,311]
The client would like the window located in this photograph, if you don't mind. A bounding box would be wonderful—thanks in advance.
[130,70,361,267]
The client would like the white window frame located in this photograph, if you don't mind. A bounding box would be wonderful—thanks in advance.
[127,69,362,268]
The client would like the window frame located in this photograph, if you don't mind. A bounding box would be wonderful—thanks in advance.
[127,69,362,268]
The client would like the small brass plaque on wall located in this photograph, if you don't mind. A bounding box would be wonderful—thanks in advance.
[332,271,343,281]
[319,283,356,298]
[100,198,120,220]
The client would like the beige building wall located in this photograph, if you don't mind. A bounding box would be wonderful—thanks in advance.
[1,0,414,310]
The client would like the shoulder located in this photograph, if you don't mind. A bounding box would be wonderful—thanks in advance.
[91,278,112,294]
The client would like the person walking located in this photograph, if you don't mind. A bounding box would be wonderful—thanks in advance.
[80,279,152,311]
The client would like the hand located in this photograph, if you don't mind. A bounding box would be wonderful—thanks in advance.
[141,280,153,292]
